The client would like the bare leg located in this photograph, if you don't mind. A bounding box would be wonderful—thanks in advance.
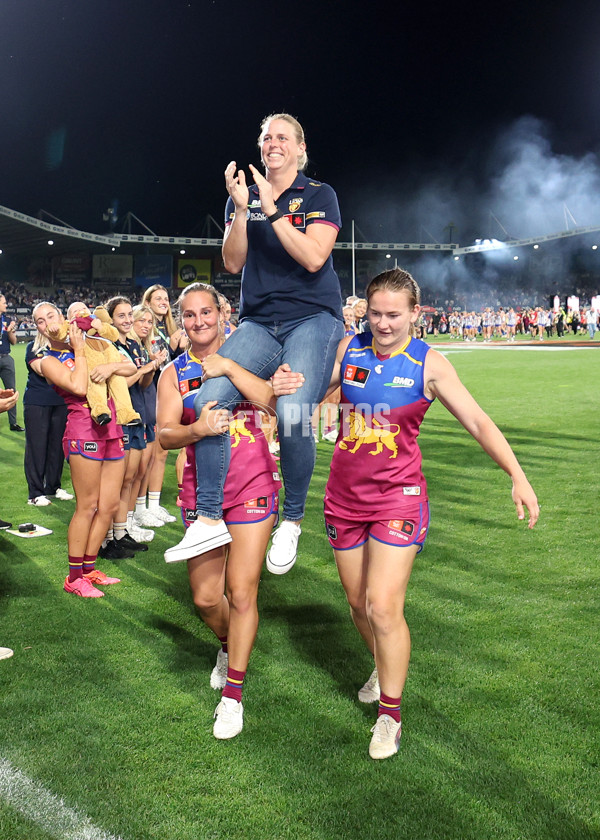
[225,516,275,671]
[364,539,418,698]
[334,543,374,655]
[187,547,229,639]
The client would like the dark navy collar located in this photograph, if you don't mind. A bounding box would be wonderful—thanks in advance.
[249,170,309,197]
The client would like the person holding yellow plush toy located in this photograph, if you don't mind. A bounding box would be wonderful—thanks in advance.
[46,302,142,427]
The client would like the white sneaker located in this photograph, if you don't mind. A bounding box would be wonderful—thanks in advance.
[358,667,380,703]
[164,518,232,563]
[213,697,244,740]
[0,647,14,660]
[210,649,228,690]
[322,428,338,443]
[369,715,402,759]
[28,495,51,506]
[53,488,74,501]
[148,504,177,524]
[129,522,154,543]
[266,521,301,575]
[134,510,165,528]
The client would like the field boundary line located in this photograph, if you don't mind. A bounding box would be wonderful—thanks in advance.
[0,758,125,840]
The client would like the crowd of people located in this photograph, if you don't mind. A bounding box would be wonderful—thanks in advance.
[422,305,598,340]
[1,113,540,760]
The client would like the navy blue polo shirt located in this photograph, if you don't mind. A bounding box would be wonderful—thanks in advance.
[24,342,66,406]
[225,171,343,323]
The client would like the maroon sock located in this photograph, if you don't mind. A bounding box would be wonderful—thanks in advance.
[68,556,84,582]
[222,668,245,703]
[82,554,97,574]
[378,692,402,723]
[218,635,228,654]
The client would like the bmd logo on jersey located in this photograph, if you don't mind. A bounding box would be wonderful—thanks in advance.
[343,364,370,388]
[385,376,415,388]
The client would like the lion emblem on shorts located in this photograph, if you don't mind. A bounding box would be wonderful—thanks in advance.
[230,412,256,448]
[338,411,400,458]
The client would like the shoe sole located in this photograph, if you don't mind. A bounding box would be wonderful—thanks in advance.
[265,553,297,575]
[164,530,232,563]
[213,723,243,740]
[358,689,381,703]
[136,519,164,527]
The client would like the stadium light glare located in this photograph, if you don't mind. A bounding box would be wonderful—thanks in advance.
[47,240,54,245]
[592,245,598,250]
[513,255,519,261]
[180,249,186,255]
[533,244,539,249]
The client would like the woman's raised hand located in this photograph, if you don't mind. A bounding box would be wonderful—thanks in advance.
[225,161,249,211]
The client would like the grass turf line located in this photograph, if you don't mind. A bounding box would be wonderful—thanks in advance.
[0,342,599,839]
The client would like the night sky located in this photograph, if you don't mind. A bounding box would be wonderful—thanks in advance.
[2,0,600,245]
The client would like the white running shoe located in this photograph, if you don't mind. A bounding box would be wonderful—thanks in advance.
[148,504,177,524]
[164,518,232,563]
[129,522,154,543]
[369,715,402,760]
[53,488,74,501]
[28,495,51,506]
[213,697,244,740]
[210,649,228,690]
[0,647,14,660]
[266,521,301,575]
[134,510,165,528]
[358,667,380,703]
[322,428,338,443]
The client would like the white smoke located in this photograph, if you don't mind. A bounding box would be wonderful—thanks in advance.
[486,116,600,238]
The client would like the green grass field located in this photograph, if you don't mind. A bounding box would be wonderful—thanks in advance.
[1,342,599,840]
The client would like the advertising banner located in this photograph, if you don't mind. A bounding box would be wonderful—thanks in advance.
[176,258,211,288]
[92,254,133,279]
[134,255,173,288]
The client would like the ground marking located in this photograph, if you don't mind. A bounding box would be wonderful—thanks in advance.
[0,758,125,840]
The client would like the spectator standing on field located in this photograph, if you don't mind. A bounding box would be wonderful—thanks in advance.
[0,292,24,431]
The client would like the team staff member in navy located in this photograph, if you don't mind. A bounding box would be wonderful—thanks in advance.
[0,292,24,431]
[168,113,344,573]
[24,303,70,505]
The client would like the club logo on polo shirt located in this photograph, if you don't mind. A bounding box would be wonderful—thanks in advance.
[343,364,370,387]
[283,213,305,228]
[288,197,303,212]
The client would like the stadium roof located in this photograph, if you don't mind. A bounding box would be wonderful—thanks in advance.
[0,204,121,257]
[3,202,600,260]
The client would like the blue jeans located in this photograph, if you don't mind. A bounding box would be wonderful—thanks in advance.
[194,311,344,521]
